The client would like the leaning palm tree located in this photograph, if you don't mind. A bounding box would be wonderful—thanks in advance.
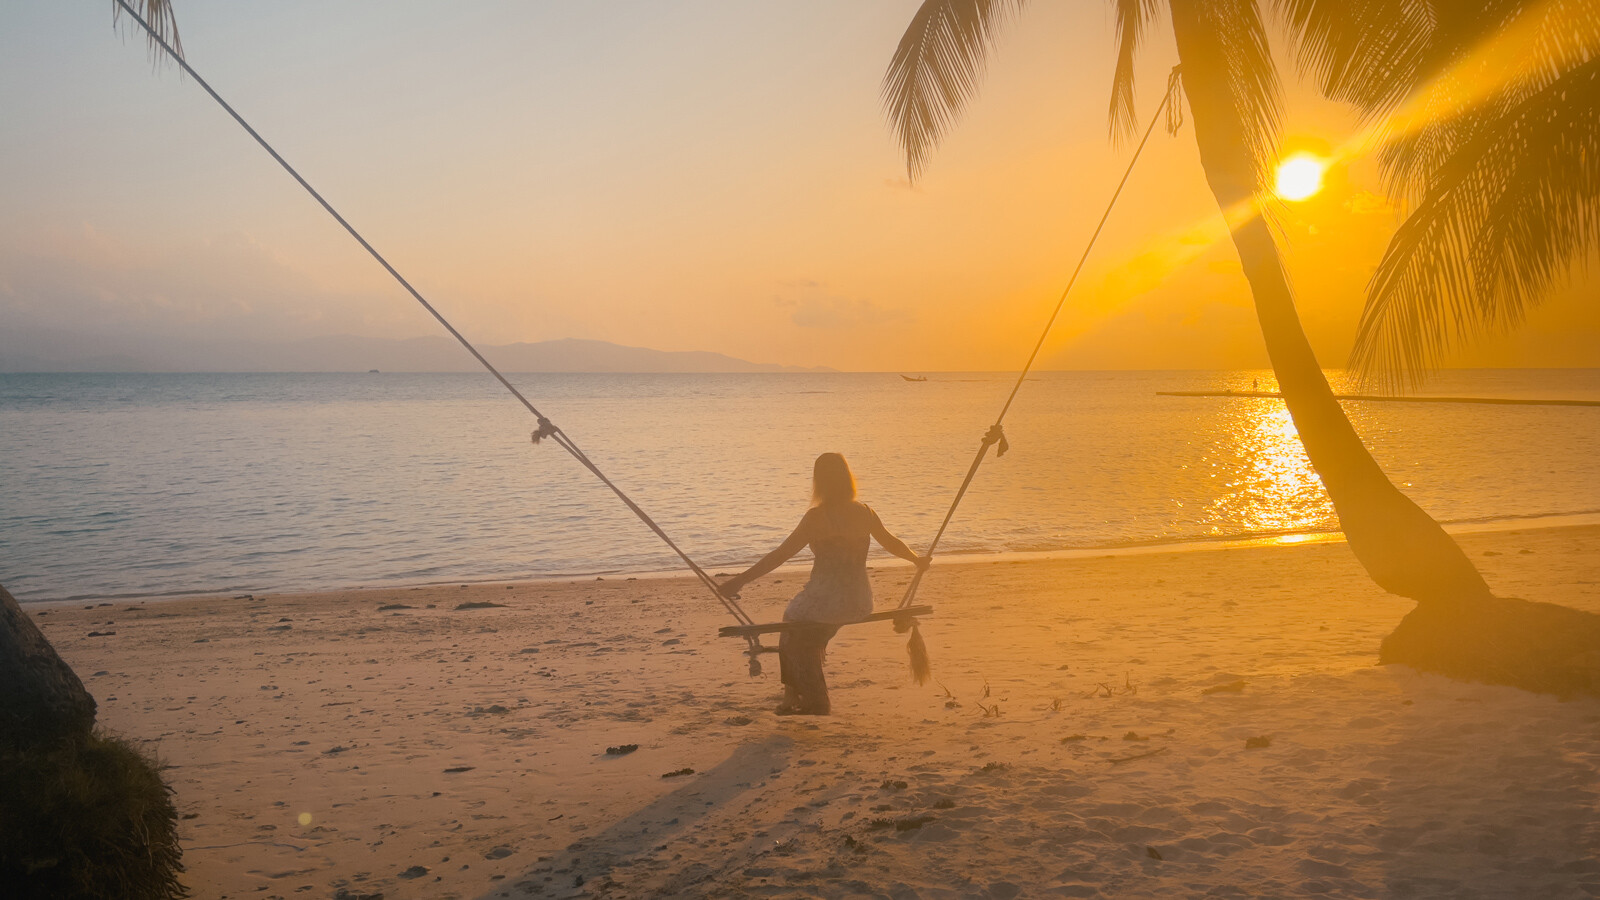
[885,0,1599,692]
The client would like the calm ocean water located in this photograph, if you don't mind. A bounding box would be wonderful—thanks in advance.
[2,370,1597,601]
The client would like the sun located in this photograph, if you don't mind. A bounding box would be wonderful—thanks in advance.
[1275,154,1325,202]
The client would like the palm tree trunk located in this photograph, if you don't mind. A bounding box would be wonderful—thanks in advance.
[1168,1,1490,605]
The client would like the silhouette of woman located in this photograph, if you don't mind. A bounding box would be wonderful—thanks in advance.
[719,453,928,715]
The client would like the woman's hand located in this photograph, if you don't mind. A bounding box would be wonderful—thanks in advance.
[718,575,745,599]
[913,554,932,571]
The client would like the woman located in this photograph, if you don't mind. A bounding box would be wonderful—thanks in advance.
[719,453,928,715]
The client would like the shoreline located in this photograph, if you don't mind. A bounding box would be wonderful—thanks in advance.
[26,510,1600,608]
[30,523,1600,898]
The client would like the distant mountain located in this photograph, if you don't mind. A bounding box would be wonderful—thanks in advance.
[0,332,832,374]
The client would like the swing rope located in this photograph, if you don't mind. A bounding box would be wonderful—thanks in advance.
[119,0,1182,681]
[112,0,771,667]
[720,68,1185,685]
[894,66,1185,614]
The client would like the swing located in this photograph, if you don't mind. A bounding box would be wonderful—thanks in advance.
[116,1,1180,684]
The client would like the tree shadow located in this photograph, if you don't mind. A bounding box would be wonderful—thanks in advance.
[1382,595,1600,697]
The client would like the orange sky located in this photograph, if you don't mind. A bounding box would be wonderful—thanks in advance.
[1,2,1595,373]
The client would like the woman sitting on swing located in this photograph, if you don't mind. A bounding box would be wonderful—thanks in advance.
[719,453,929,715]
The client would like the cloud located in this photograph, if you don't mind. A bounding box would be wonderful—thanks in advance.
[0,225,414,343]
[1344,191,1393,216]
[772,279,909,330]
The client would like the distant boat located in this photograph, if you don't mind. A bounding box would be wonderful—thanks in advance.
[368,369,380,374]
[900,374,928,382]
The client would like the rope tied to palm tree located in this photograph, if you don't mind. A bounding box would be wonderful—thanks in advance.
[891,65,1185,685]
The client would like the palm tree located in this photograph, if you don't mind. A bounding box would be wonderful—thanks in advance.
[1281,0,1600,384]
[885,0,1599,692]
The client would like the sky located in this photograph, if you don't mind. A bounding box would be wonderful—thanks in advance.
[1,1,1596,373]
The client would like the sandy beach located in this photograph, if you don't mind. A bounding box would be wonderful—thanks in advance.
[30,524,1600,899]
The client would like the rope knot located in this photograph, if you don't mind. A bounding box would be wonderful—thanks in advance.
[531,417,558,445]
[1165,66,1185,136]
[982,424,1010,458]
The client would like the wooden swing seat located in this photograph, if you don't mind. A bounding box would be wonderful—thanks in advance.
[718,605,933,639]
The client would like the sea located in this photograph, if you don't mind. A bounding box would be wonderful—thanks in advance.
[2,369,1597,602]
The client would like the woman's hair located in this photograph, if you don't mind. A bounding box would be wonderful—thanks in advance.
[811,452,857,506]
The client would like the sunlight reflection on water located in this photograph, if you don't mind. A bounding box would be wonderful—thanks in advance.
[1,370,1596,600]
[1200,400,1333,536]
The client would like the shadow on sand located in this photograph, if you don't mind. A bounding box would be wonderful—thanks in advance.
[480,733,795,898]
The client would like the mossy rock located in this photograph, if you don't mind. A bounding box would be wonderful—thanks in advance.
[0,732,185,899]
[1,583,96,746]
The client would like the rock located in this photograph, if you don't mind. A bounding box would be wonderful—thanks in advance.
[0,582,96,748]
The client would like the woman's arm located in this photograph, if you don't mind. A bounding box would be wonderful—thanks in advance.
[719,511,815,597]
[868,507,930,569]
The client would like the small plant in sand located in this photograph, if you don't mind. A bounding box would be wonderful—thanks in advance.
[1086,672,1140,699]
[971,680,1002,717]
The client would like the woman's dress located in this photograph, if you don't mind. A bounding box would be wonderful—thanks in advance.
[783,520,873,626]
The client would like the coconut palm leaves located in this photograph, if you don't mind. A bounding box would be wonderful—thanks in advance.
[882,0,1028,182]
[114,0,183,60]
[887,0,1283,197]
[1110,0,1164,140]
[1286,0,1600,383]
[890,0,1599,384]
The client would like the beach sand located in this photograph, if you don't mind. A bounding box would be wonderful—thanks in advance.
[30,524,1600,899]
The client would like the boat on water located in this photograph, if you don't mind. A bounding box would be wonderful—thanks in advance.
[900,374,928,382]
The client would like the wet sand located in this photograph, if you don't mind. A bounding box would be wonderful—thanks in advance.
[31,524,1600,899]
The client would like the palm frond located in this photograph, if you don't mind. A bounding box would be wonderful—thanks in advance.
[1108,0,1163,142]
[882,0,1027,182]
[1352,55,1600,385]
[1378,0,1583,200]
[1278,0,1432,122]
[1167,0,1281,196]
[114,0,184,61]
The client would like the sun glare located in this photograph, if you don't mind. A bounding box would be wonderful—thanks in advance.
[1275,154,1325,202]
